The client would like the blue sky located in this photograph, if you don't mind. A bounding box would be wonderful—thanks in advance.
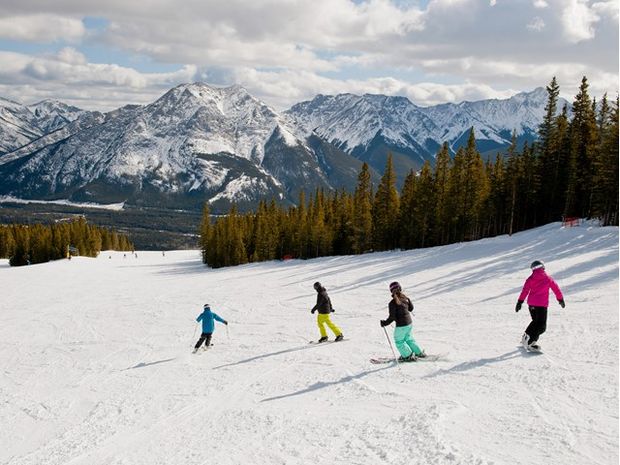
[0,0,617,111]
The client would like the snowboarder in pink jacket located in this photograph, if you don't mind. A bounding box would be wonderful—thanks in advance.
[515,260,565,351]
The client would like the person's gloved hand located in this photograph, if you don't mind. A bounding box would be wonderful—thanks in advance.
[380,320,388,327]
[311,309,316,314]
[515,300,524,312]
[224,320,229,325]
[558,299,565,308]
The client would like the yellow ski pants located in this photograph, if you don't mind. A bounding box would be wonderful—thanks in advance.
[317,313,342,337]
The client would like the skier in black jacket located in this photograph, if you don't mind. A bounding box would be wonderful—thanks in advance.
[311,282,344,343]
[380,281,425,361]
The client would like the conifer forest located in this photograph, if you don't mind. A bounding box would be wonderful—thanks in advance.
[200,77,619,268]
[0,218,134,266]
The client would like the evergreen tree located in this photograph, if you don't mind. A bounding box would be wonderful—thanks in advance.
[539,77,560,154]
[462,128,489,240]
[433,142,452,245]
[591,96,619,224]
[565,76,599,218]
[372,154,400,250]
[414,161,435,247]
[352,163,373,253]
[538,77,566,223]
[398,169,417,249]
[505,134,521,235]
[200,203,212,264]
[482,155,504,236]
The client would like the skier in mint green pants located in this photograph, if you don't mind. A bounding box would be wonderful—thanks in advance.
[380,281,425,362]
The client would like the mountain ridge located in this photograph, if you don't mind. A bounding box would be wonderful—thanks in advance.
[0,83,562,213]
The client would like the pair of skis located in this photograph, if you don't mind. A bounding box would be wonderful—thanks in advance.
[369,353,444,364]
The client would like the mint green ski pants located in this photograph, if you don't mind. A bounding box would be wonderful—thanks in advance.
[393,324,422,357]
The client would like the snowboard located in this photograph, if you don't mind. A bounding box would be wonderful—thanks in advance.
[370,353,445,364]
[518,345,543,355]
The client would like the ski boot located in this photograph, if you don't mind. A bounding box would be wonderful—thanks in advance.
[317,336,328,343]
[192,348,199,354]
[398,353,417,362]
[334,334,344,342]
[527,341,542,352]
[520,333,530,349]
[416,350,427,359]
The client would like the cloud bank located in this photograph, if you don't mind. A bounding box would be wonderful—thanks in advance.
[0,0,616,110]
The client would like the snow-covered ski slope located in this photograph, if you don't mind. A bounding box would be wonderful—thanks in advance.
[1,223,617,465]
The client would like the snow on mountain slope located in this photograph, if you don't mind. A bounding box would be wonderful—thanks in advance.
[0,97,43,154]
[419,87,555,150]
[285,93,439,153]
[0,84,559,210]
[0,223,617,465]
[0,98,87,155]
[286,88,567,160]
[28,100,86,134]
[0,83,332,210]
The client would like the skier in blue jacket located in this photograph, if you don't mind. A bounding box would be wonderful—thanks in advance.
[193,304,228,353]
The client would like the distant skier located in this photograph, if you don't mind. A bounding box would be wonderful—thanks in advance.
[311,282,344,343]
[515,260,565,352]
[193,304,228,353]
[380,281,426,362]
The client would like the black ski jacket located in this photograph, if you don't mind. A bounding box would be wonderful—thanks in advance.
[311,286,333,314]
[384,297,414,327]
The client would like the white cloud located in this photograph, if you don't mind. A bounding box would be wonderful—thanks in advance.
[55,47,87,65]
[0,0,616,110]
[527,16,546,30]
[0,14,85,42]
[0,50,198,110]
[560,0,600,42]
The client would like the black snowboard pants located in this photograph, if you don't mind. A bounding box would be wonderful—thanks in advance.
[525,306,548,343]
[195,332,212,349]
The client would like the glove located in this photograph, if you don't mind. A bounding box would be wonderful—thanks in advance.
[331,308,335,313]
[380,320,388,327]
[515,300,523,312]
[311,309,316,314]
[558,299,565,308]
[224,320,228,325]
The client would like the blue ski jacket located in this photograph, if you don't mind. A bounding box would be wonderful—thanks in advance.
[196,309,226,333]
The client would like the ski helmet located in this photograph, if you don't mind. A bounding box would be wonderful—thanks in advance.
[530,260,545,270]
[389,281,402,294]
[204,303,211,309]
[313,282,321,291]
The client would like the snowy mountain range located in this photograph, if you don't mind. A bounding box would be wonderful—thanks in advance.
[0,83,564,212]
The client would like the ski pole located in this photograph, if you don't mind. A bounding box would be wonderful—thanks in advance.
[383,326,398,363]
[191,322,198,349]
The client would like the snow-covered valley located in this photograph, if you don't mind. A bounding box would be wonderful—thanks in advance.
[0,223,617,465]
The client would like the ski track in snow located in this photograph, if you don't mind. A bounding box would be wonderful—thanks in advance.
[0,223,617,465]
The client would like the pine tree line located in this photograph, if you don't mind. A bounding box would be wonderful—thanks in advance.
[0,218,134,266]
[200,76,618,268]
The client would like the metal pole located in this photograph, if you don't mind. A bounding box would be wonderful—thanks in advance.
[191,322,198,349]
[382,326,399,363]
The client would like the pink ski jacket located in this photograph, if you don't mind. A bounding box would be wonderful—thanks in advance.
[518,269,564,307]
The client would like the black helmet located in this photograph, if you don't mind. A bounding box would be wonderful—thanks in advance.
[203,303,211,309]
[530,260,545,270]
[389,281,402,294]
[313,282,321,290]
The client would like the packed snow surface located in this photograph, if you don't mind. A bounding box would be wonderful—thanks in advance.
[0,223,617,465]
